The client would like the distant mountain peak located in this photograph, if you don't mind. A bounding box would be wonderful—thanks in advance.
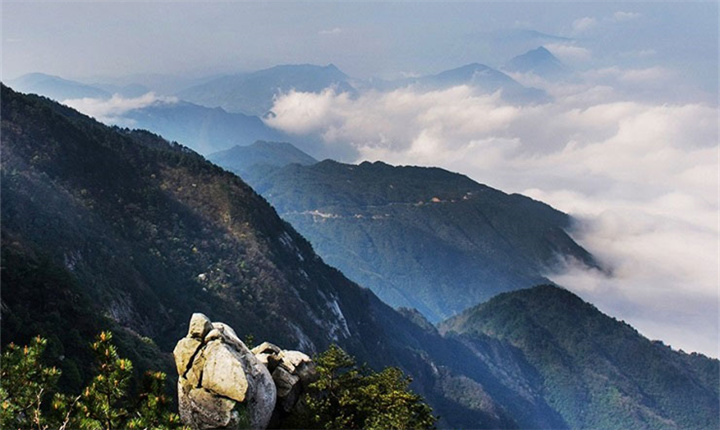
[208,140,317,181]
[178,63,354,116]
[8,72,111,101]
[505,46,569,77]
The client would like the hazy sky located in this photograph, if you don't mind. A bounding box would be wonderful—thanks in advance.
[3,1,719,357]
[3,1,718,89]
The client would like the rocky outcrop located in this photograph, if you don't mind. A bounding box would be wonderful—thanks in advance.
[174,314,318,430]
[174,314,276,429]
[251,342,318,424]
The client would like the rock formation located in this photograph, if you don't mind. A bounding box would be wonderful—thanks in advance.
[174,314,276,429]
[173,314,317,430]
[251,342,318,425]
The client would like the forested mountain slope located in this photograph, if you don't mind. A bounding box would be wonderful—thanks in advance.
[238,157,597,322]
[3,85,716,429]
[440,285,720,430]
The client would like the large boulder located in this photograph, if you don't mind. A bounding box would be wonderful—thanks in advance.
[174,314,276,430]
[251,342,318,423]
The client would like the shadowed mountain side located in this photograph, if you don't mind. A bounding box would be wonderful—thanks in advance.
[4,86,715,430]
[122,101,290,155]
[238,157,597,322]
[208,141,318,183]
[0,85,559,428]
[440,285,720,430]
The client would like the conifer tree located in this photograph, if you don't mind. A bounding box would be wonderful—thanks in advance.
[289,344,437,429]
[76,331,133,430]
[127,370,185,430]
[0,336,61,430]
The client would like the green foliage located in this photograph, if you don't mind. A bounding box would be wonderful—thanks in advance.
[288,344,436,430]
[127,371,184,430]
[441,285,720,430]
[77,332,133,430]
[0,336,61,430]
[0,333,185,430]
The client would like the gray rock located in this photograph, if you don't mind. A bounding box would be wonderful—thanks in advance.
[251,345,318,425]
[202,341,249,403]
[175,315,277,430]
[184,386,238,429]
[188,313,213,339]
[251,342,283,371]
[272,367,301,412]
[212,322,243,347]
[173,337,202,377]
[205,328,223,342]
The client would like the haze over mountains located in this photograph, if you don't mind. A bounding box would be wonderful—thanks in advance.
[3,85,717,429]
[210,143,596,322]
[2,4,718,428]
[7,34,718,356]
[9,57,552,154]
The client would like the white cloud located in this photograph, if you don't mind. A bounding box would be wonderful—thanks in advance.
[572,16,598,33]
[62,92,178,125]
[265,78,719,357]
[585,66,672,84]
[319,27,342,35]
[545,42,592,63]
[613,11,641,22]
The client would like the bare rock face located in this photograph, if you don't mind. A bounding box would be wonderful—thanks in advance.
[251,342,318,424]
[174,314,276,430]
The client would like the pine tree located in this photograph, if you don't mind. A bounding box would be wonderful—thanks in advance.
[76,331,133,430]
[289,344,436,429]
[127,370,185,430]
[0,336,61,430]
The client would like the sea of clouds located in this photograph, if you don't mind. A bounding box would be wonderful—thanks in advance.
[62,92,178,127]
[56,38,718,357]
[264,70,718,357]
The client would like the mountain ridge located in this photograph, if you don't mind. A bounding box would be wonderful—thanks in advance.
[440,284,719,429]
[218,152,597,322]
[504,46,569,78]
[3,85,717,429]
[177,64,355,116]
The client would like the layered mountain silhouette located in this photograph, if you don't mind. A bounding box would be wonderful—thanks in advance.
[411,63,550,103]
[212,143,596,322]
[2,85,717,429]
[208,141,318,182]
[8,73,112,100]
[122,101,289,154]
[177,64,355,116]
[0,85,527,428]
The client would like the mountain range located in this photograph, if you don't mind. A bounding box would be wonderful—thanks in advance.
[177,64,355,116]
[7,72,112,100]
[2,84,717,429]
[121,101,290,154]
[9,52,553,157]
[211,143,596,322]
[440,285,719,429]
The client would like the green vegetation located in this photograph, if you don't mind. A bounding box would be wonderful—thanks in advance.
[3,84,718,430]
[2,336,433,430]
[234,156,597,322]
[284,345,436,430]
[440,285,720,430]
[0,333,184,430]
